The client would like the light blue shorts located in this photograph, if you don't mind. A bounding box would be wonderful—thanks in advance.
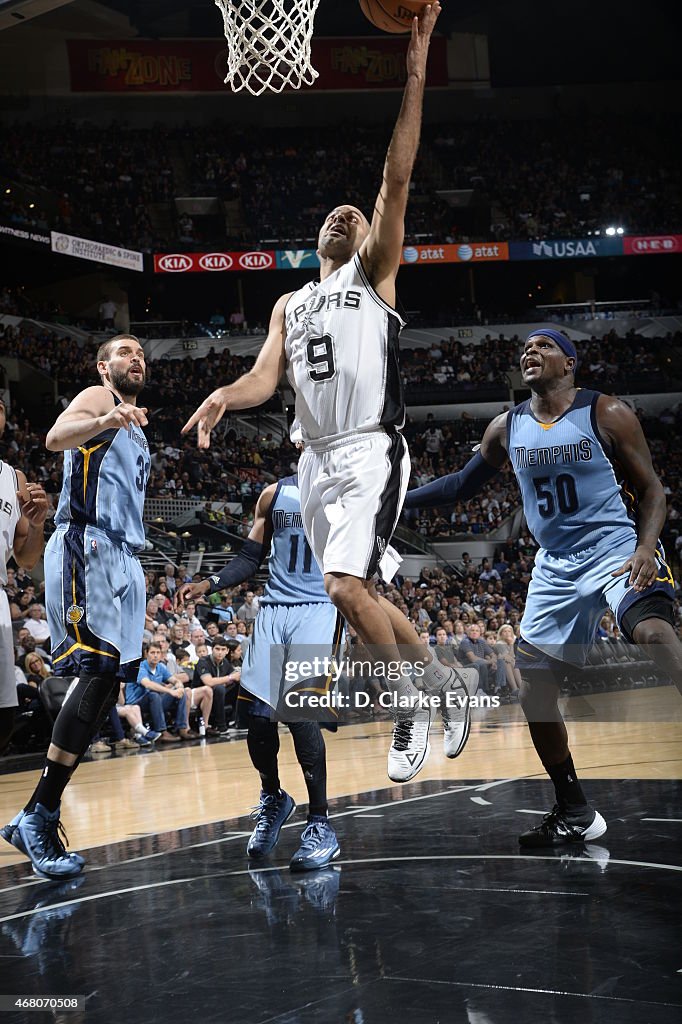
[239,601,341,711]
[519,527,674,667]
[45,524,146,672]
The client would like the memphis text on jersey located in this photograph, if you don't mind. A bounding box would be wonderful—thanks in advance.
[513,439,593,469]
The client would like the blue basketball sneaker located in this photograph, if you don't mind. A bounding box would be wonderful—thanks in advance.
[2,809,85,869]
[289,816,340,872]
[12,804,84,879]
[246,790,296,859]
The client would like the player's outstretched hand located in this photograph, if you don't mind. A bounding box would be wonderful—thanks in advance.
[101,403,148,431]
[407,1,441,73]
[174,580,210,611]
[611,545,659,592]
[17,482,49,526]
[181,388,229,449]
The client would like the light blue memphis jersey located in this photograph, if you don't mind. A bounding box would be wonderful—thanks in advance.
[260,475,330,606]
[507,389,635,552]
[55,394,150,551]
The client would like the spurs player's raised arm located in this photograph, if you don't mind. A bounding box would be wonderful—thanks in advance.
[182,292,292,449]
[360,2,441,307]
[45,386,148,452]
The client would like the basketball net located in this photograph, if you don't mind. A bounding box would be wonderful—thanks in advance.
[214,0,321,95]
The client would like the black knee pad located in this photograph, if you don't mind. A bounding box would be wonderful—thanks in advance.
[247,715,280,775]
[286,720,326,772]
[248,714,279,745]
[53,673,120,756]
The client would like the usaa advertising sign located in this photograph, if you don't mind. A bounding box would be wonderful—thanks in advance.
[509,238,624,260]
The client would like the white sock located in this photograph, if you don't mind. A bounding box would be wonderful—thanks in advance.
[420,655,456,694]
[133,723,146,736]
[391,673,420,702]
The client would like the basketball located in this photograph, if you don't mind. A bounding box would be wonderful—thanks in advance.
[359,0,433,35]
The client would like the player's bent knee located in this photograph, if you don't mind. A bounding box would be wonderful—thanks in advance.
[632,618,676,646]
[287,720,325,767]
[324,574,363,613]
[73,674,119,725]
[248,714,278,742]
[53,673,120,755]
[518,675,560,718]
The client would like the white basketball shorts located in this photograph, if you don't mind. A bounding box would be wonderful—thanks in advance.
[297,429,410,580]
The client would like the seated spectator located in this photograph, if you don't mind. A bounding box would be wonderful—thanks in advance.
[432,626,460,667]
[193,638,240,735]
[15,658,43,716]
[224,620,248,646]
[213,594,236,624]
[205,621,223,644]
[14,627,51,665]
[236,591,258,623]
[163,564,178,594]
[177,647,215,734]
[125,642,195,743]
[169,622,190,657]
[22,651,51,686]
[194,641,210,662]
[186,626,208,664]
[459,623,505,695]
[182,600,202,631]
[156,580,174,611]
[22,604,51,645]
[495,624,521,698]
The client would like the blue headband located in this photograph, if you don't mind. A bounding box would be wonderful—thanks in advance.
[526,329,579,368]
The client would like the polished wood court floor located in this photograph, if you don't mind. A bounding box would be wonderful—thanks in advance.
[0,685,680,1024]
[1,685,680,865]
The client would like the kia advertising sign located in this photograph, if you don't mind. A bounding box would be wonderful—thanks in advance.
[623,234,682,255]
[154,251,275,273]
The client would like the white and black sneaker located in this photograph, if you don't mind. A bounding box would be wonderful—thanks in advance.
[519,804,607,848]
[387,704,432,783]
[440,666,478,759]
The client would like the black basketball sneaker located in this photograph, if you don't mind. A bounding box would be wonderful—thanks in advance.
[519,804,607,847]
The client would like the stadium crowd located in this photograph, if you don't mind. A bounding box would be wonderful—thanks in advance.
[1,314,681,534]
[7,516,680,756]
[1,115,680,251]
[3,311,679,412]
[2,309,681,752]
